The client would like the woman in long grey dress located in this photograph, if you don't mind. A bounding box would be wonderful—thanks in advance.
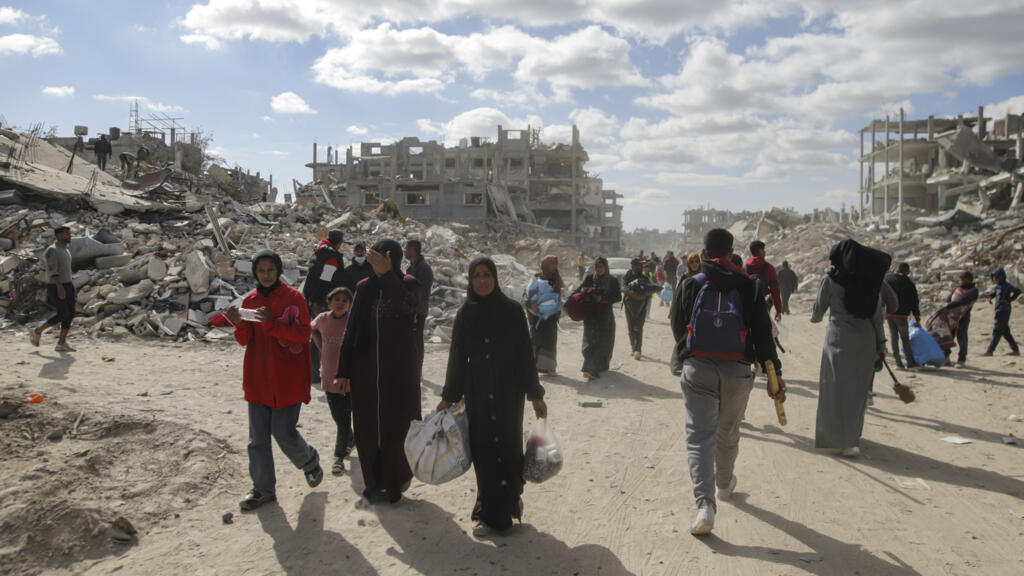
[810,239,890,457]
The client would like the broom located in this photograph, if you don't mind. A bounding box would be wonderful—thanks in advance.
[882,358,916,403]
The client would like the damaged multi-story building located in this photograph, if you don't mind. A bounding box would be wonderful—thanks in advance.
[858,106,1024,218]
[303,125,623,255]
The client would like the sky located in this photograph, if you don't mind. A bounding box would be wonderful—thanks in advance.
[3,1,1024,232]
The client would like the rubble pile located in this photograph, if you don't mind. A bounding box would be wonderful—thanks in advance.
[763,208,1024,315]
[1,197,577,345]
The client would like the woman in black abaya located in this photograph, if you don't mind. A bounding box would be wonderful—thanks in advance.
[438,257,548,536]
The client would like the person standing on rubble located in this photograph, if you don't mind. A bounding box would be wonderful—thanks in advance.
[744,241,783,322]
[777,261,799,315]
[226,250,323,512]
[526,255,564,374]
[345,242,373,290]
[884,263,921,369]
[981,267,1021,357]
[337,239,421,505]
[436,256,548,537]
[580,256,621,380]
[811,239,889,458]
[670,228,784,535]
[302,230,347,384]
[93,134,112,171]
[405,239,434,373]
[29,226,76,352]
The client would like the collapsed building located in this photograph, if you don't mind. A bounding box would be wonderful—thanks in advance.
[301,125,623,255]
[858,107,1024,220]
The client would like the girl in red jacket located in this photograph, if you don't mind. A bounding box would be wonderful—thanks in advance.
[227,250,323,511]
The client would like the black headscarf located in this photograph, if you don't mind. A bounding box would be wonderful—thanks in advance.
[373,239,404,274]
[252,249,283,297]
[827,239,892,319]
[467,256,504,302]
[594,256,609,276]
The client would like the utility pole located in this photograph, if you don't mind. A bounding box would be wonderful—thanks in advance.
[898,107,905,239]
[571,124,578,247]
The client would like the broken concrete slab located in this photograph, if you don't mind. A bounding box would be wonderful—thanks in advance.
[106,279,155,305]
[184,251,214,294]
[95,254,133,268]
[147,257,167,281]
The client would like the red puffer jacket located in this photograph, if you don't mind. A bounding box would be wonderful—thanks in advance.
[233,284,312,409]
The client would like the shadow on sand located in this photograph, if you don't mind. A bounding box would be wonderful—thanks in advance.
[35,350,75,380]
[702,494,921,575]
[257,492,377,575]
[372,497,636,575]
[741,429,1024,500]
[541,371,678,403]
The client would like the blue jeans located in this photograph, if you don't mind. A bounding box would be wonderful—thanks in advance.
[681,357,754,510]
[247,402,319,494]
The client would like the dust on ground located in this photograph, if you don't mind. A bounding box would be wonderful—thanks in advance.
[1,294,1023,575]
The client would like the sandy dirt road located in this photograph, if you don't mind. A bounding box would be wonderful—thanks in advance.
[1,293,1023,575]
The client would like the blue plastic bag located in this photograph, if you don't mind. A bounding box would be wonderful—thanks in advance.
[908,322,944,367]
[526,278,553,302]
[660,284,673,302]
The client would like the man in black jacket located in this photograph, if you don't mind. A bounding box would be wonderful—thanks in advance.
[405,239,434,373]
[302,229,347,383]
[94,135,112,171]
[884,262,921,369]
[669,228,784,536]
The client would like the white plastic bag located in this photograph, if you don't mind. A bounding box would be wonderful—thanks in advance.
[404,402,472,485]
[523,418,563,483]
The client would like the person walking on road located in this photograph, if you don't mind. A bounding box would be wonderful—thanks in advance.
[302,230,347,384]
[623,258,651,360]
[580,256,621,380]
[526,255,564,374]
[670,228,784,536]
[311,286,355,475]
[227,250,323,511]
[981,267,1021,356]
[884,262,921,369]
[29,226,77,352]
[944,271,979,367]
[437,256,548,537]
[811,239,890,458]
[345,242,373,290]
[744,240,783,321]
[337,240,422,505]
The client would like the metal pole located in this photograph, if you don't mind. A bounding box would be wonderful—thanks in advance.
[898,108,904,238]
[571,124,578,247]
[884,115,890,223]
[859,129,864,218]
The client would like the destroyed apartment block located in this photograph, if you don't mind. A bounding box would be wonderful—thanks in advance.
[858,106,1024,225]
[301,125,623,255]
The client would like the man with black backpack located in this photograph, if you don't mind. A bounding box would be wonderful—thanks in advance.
[670,228,785,536]
[302,229,347,383]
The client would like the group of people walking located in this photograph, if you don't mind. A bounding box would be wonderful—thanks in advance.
[27,221,1021,543]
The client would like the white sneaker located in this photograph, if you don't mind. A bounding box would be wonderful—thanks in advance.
[29,329,40,347]
[717,475,737,501]
[582,371,595,381]
[633,351,641,360]
[55,342,76,352]
[690,501,715,535]
[840,447,860,458]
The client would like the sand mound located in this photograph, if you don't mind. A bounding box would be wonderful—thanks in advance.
[0,398,244,575]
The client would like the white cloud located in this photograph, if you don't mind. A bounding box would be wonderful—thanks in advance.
[984,95,1024,119]
[347,125,369,136]
[0,33,60,56]
[419,107,543,143]
[0,6,27,25]
[93,94,183,113]
[41,85,74,97]
[311,23,645,97]
[270,91,317,114]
